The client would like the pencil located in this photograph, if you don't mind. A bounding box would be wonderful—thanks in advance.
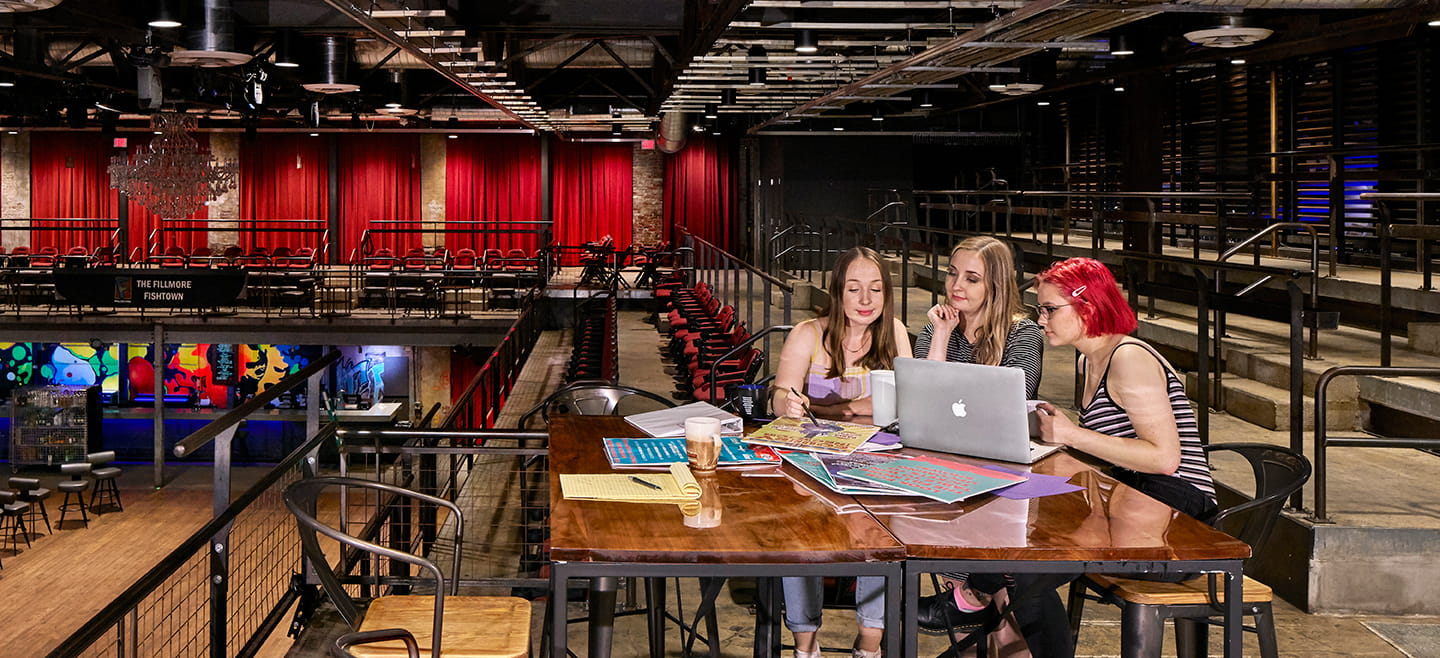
[789,387,822,426]
[629,476,663,490]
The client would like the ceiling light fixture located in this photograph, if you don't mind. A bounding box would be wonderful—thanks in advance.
[721,88,737,106]
[704,104,719,119]
[1184,15,1272,48]
[0,73,17,88]
[794,29,818,54]
[917,91,933,108]
[1429,19,1440,27]
[1110,35,1133,57]
[1036,100,1051,106]
[748,45,767,86]
[871,106,883,122]
[272,31,300,68]
[148,0,182,28]
[749,67,767,86]
[1230,57,1247,65]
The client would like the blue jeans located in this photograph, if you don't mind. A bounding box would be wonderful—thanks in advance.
[782,576,886,633]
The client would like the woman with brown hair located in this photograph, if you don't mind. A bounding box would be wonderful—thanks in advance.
[771,245,912,658]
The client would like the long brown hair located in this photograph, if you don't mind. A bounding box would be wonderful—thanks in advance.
[953,236,1024,366]
[822,246,900,379]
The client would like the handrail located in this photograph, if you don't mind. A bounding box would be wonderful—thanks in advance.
[913,189,1252,199]
[1312,366,1440,522]
[50,423,336,658]
[438,293,540,429]
[866,201,907,221]
[173,350,342,457]
[685,229,793,291]
[708,325,793,400]
[1215,222,1325,313]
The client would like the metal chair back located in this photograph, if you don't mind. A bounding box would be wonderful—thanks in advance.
[1205,443,1311,555]
[518,380,676,428]
[283,476,466,658]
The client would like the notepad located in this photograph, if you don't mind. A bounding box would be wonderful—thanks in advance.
[560,463,703,502]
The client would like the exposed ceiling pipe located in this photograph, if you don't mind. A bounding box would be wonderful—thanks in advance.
[303,36,360,94]
[655,110,691,153]
[171,0,251,67]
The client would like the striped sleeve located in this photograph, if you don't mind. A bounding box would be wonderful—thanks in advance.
[914,323,935,359]
[999,319,1045,399]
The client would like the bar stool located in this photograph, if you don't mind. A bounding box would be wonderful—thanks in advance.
[57,462,92,529]
[88,451,123,514]
[9,476,51,536]
[0,490,31,555]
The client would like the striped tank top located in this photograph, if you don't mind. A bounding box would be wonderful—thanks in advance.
[1080,341,1215,502]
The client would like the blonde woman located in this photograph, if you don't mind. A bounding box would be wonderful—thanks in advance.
[912,236,1045,633]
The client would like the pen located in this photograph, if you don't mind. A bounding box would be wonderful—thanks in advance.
[629,476,663,490]
[789,387,822,427]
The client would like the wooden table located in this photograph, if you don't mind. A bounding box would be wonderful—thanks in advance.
[864,448,1252,658]
[547,415,907,658]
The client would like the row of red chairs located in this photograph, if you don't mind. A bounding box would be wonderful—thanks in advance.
[361,246,539,272]
[145,245,320,269]
[0,245,119,268]
[662,281,764,403]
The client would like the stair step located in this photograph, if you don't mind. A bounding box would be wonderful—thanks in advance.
[1408,322,1440,356]
[1185,373,1357,431]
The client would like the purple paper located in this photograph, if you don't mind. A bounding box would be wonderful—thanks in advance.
[866,431,901,446]
[992,470,1084,500]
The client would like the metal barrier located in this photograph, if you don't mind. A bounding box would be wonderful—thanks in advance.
[679,228,794,378]
[49,425,333,658]
[1364,193,1440,366]
[440,291,543,430]
[1312,365,1440,521]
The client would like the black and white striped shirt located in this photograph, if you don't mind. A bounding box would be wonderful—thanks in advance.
[1080,341,1216,502]
[913,318,1044,399]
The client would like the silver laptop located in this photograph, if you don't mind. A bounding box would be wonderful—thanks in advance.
[894,357,1062,464]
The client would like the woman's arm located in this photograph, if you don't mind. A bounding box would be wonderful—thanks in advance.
[893,317,914,359]
[999,321,1045,399]
[770,320,820,418]
[1037,345,1183,475]
[921,304,959,360]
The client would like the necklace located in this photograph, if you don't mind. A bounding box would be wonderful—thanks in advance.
[843,336,870,353]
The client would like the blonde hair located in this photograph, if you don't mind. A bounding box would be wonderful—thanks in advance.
[822,246,900,378]
[952,236,1024,365]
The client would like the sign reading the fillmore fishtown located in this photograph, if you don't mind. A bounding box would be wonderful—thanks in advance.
[53,268,248,308]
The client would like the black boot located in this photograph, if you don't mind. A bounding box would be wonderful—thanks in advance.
[915,590,995,634]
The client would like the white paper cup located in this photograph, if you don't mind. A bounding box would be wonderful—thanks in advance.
[871,370,897,426]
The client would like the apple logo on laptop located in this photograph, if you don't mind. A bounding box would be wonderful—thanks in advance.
[951,399,968,418]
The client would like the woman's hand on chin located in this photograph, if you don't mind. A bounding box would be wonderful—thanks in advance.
[926,303,960,335]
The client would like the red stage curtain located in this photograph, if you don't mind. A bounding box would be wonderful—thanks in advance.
[126,133,211,260]
[444,134,543,257]
[339,133,421,262]
[552,141,633,260]
[239,135,328,253]
[29,132,120,253]
[663,135,732,251]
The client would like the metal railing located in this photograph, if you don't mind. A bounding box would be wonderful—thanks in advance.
[1312,366,1440,521]
[440,292,543,430]
[1364,193,1440,366]
[680,228,795,378]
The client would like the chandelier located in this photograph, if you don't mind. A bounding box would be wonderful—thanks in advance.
[108,112,238,219]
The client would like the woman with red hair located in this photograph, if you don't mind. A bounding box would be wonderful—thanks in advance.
[1032,257,1216,520]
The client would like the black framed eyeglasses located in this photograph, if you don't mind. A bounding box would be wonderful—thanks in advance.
[1030,303,1073,318]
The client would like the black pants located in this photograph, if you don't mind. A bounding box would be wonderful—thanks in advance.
[967,572,1078,658]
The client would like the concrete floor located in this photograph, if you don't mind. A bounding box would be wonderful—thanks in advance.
[600,306,1431,657]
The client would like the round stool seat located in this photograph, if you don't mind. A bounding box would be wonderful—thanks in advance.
[20,487,50,500]
[3,501,28,514]
[91,467,121,480]
[58,480,89,493]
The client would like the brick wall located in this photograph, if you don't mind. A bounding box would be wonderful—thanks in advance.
[632,143,664,247]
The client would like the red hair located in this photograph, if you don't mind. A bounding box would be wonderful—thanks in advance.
[1036,258,1137,337]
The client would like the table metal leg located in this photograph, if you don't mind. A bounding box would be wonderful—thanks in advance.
[646,578,667,658]
[753,576,781,658]
[903,566,920,658]
[885,563,902,658]
[1223,562,1243,658]
[590,576,618,658]
[551,566,569,658]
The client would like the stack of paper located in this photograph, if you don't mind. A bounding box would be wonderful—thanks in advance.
[744,416,880,455]
[602,436,779,468]
[624,402,744,438]
[560,463,702,503]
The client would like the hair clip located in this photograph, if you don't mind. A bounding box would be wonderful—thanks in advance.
[1070,285,1087,298]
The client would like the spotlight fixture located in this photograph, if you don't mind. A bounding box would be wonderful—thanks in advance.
[272,31,300,68]
[309,132,319,137]
[1113,82,1125,92]
[748,44,767,86]
[692,124,705,133]
[148,0,182,28]
[1110,35,1133,57]
[611,123,622,136]
[1230,58,1247,65]
[871,106,883,122]
[833,126,844,131]
[749,67,767,86]
[1036,100,1051,106]
[704,104,718,119]
[794,29,818,54]
[1184,15,1272,48]
[447,134,458,139]
[917,91,933,108]
[1430,19,1440,27]
[721,88,737,106]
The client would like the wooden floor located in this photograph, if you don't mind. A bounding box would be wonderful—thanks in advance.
[0,463,270,656]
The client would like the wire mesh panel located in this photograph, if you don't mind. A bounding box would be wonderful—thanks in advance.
[226,466,305,654]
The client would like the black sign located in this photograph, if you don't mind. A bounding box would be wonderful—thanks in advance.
[53,268,248,308]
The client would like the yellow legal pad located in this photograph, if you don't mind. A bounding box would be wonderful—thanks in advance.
[560,462,702,502]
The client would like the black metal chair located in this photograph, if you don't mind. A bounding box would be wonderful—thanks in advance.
[87,451,123,513]
[517,380,676,429]
[1066,443,1312,658]
[10,476,52,536]
[56,461,92,529]
[331,629,420,658]
[284,476,532,658]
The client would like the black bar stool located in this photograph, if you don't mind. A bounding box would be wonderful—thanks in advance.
[0,490,31,555]
[9,476,51,536]
[87,451,123,514]
[56,462,92,529]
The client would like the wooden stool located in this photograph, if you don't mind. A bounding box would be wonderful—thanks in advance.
[56,462,92,529]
